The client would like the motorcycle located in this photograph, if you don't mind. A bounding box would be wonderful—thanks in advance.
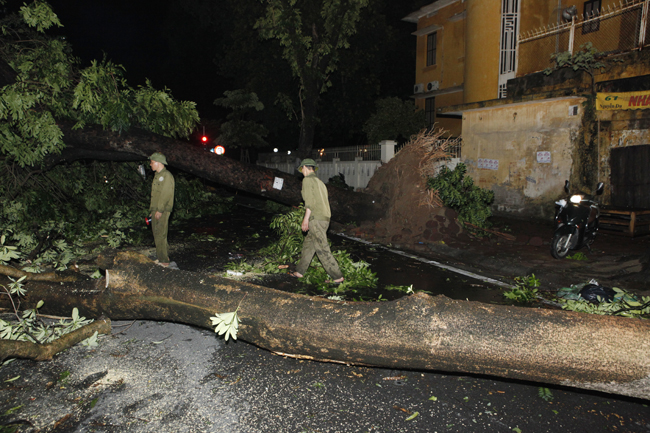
[551,180,604,259]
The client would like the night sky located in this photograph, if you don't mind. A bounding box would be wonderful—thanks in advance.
[49,0,176,91]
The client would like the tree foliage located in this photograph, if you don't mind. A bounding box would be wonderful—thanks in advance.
[213,89,269,150]
[363,97,425,144]
[544,42,607,94]
[254,0,369,155]
[0,2,229,273]
[0,1,200,168]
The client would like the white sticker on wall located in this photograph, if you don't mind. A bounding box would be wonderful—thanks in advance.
[537,151,551,163]
[273,177,284,190]
[477,158,499,170]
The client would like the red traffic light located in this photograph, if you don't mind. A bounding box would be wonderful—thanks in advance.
[201,135,208,143]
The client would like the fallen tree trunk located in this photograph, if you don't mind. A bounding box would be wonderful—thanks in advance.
[51,123,383,223]
[3,251,649,400]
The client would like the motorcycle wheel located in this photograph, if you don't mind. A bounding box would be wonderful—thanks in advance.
[551,232,572,259]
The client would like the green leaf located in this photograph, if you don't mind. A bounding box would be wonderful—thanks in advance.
[4,375,20,382]
[405,411,419,421]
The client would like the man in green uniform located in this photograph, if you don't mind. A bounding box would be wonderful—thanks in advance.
[149,152,175,267]
[290,159,344,283]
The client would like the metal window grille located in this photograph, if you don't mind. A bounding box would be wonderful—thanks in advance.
[583,0,602,34]
[425,97,436,128]
[444,138,462,159]
[427,32,437,66]
[517,0,649,77]
[499,0,520,98]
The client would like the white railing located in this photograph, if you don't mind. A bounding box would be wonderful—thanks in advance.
[257,141,396,190]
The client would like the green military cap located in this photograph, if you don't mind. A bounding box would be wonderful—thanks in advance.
[298,158,318,171]
[150,152,168,165]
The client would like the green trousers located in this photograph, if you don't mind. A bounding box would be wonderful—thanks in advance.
[152,211,170,263]
[296,219,343,279]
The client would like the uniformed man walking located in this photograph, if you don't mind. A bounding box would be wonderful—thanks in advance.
[149,152,175,267]
[290,158,344,283]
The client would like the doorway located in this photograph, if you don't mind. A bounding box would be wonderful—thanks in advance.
[610,144,650,208]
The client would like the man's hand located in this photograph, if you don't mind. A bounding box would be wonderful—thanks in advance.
[302,208,312,232]
[155,211,163,220]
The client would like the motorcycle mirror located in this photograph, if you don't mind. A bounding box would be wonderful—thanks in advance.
[564,180,570,194]
[596,182,604,195]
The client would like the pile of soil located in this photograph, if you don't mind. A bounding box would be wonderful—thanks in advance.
[353,136,465,247]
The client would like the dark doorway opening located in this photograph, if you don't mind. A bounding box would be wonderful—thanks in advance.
[610,144,650,208]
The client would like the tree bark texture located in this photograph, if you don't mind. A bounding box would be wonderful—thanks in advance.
[53,123,383,223]
[3,251,649,400]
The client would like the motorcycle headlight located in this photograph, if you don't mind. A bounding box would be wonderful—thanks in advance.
[570,194,583,204]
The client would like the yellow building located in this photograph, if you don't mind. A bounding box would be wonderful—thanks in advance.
[405,0,650,221]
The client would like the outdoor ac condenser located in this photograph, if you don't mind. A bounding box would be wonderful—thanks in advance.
[413,83,424,94]
[427,81,439,91]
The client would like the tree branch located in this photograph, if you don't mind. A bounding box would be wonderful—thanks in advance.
[0,316,111,361]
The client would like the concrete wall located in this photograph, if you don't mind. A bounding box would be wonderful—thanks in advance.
[461,97,586,219]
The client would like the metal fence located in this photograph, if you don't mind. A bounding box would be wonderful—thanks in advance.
[309,144,381,162]
[517,0,650,76]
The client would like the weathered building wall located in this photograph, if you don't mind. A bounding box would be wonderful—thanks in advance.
[461,97,586,219]
[464,0,500,103]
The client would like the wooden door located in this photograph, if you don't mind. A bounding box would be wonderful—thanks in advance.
[610,145,650,209]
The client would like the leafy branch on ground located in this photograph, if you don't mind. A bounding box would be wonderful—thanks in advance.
[225,205,379,299]
[538,387,554,401]
[559,286,650,318]
[1,161,233,273]
[426,163,495,231]
[503,274,540,304]
[566,252,588,261]
[0,272,97,349]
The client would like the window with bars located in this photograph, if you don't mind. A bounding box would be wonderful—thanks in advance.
[425,97,435,128]
[427,32,437,66]
[583,0,601,33]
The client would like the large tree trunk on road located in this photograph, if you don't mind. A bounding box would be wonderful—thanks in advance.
[2,251,649,400]
[52,123,382,223]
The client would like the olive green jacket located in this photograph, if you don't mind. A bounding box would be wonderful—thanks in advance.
[301,173,330,221]
[150,167,175,213]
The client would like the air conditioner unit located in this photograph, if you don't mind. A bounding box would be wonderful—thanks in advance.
[427,81,440,92]
[413,83,424,94]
